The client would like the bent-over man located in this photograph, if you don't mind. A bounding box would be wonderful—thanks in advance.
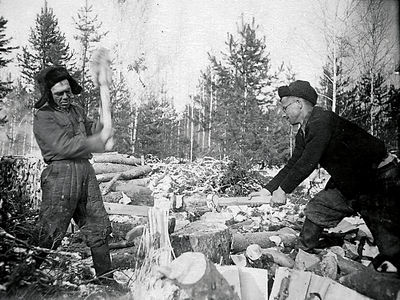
[253,80,400,273]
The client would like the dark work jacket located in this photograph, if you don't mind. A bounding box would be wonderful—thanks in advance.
[265,106,387,199]
[33,104,95,163]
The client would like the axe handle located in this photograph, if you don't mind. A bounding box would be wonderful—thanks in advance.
[214,195,271,207]
[100,85,114,150]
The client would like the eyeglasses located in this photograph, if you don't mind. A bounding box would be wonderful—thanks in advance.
[282,101,296,113]
[53,90,72,97]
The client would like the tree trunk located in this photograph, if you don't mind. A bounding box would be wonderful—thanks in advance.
[158,252,240,300]
[231,232,298,253]
[92,153,142,166]
[170,221,232,264]
[339,270,400,300]
[96,165,151,182]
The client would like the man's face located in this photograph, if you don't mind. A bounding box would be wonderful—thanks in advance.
[281,96,302,125]
[51,79,72,110]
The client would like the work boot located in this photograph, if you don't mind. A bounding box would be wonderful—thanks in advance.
[90,243,113,279]
[90,243,129,293]
[298,218,324,253]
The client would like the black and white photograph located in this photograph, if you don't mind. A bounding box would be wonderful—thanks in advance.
[0,0,399,299]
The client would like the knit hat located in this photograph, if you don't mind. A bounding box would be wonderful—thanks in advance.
[278,80,318,105]
[34,66,82,109]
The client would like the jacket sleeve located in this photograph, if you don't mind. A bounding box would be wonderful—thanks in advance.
[34,110,104,159]
[279,114,333,193]
[265,131,305,193]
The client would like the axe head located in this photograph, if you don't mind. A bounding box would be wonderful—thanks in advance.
[90,47,112,88]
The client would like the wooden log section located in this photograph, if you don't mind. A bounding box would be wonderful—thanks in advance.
[92,153,142,166]
[231,231,298,253]
[96,165,152,182]
[170,221,232,264]
[157,252,240,300]
[339,270,400,300]
[99,178,150,193]
[93,163,134,175]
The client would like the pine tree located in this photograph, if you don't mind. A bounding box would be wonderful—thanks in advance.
[17,1,74,88]
[0,16,18,99]
[202,17,288,166]
[73,0,108,115]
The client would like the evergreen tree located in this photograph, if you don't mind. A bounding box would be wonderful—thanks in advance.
[73,0,108,115]
[17,1,74,88]
[0,16,18,99]
[203,17,288,166]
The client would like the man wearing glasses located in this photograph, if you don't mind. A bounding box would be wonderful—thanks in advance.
[33,66,117,285]
[252,80,400,273]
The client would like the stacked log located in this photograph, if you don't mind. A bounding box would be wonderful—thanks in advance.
[92,153,153,206]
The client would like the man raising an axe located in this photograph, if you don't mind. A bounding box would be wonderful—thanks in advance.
[251,80,400,274]
[32,50,120,286]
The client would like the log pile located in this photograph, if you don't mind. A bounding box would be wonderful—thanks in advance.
[93,152,154,206]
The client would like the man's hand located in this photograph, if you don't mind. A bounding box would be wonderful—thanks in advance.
[249,188,271,199]
[248,188,271,207]
[271,187,287,207]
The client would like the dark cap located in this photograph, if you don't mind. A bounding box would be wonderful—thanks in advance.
[34,66,82,109]
[278,80,317,105]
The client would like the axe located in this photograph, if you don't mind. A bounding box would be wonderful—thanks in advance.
[90,47,114,151]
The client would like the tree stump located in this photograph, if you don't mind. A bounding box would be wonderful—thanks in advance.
[170,221,232,264]
[158,252,240,300]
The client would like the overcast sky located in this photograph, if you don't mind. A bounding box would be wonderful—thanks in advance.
[1,0,399,110]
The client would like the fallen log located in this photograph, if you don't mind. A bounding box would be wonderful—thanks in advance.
[157,252,240,300]
[115,185,154,206]
[92,153,142,165]
[115,178,150,188]
[96,165,152,182]
[339,270,400,300]
[231,231,298,253]
[93,162,134,175]
[170,221,232,264]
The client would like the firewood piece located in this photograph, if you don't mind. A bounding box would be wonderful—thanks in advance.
[231,231,298,253]
[157,252,240,300]
[93,163,133,175]
[261,248,295,268]
[102,191,123,203]
[339,270,400,300]
[92,153,142,165]
[103,202,149,216]
[170,221,232,264]
[96,165,152,182]
[115,184,154,206]
[102,173,121,195]
[336,255,369,276]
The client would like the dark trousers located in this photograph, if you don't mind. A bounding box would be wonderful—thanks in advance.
[304,162,400,269]
[34,159,111,250]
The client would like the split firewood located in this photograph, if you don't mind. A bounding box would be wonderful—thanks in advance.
[170,221,232,264]
[339,269,400,300]
[231,231,298,253]
[156,252,240,300]
[93,163,133,175]
[96,165,152,182]
[92,153,142,165]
